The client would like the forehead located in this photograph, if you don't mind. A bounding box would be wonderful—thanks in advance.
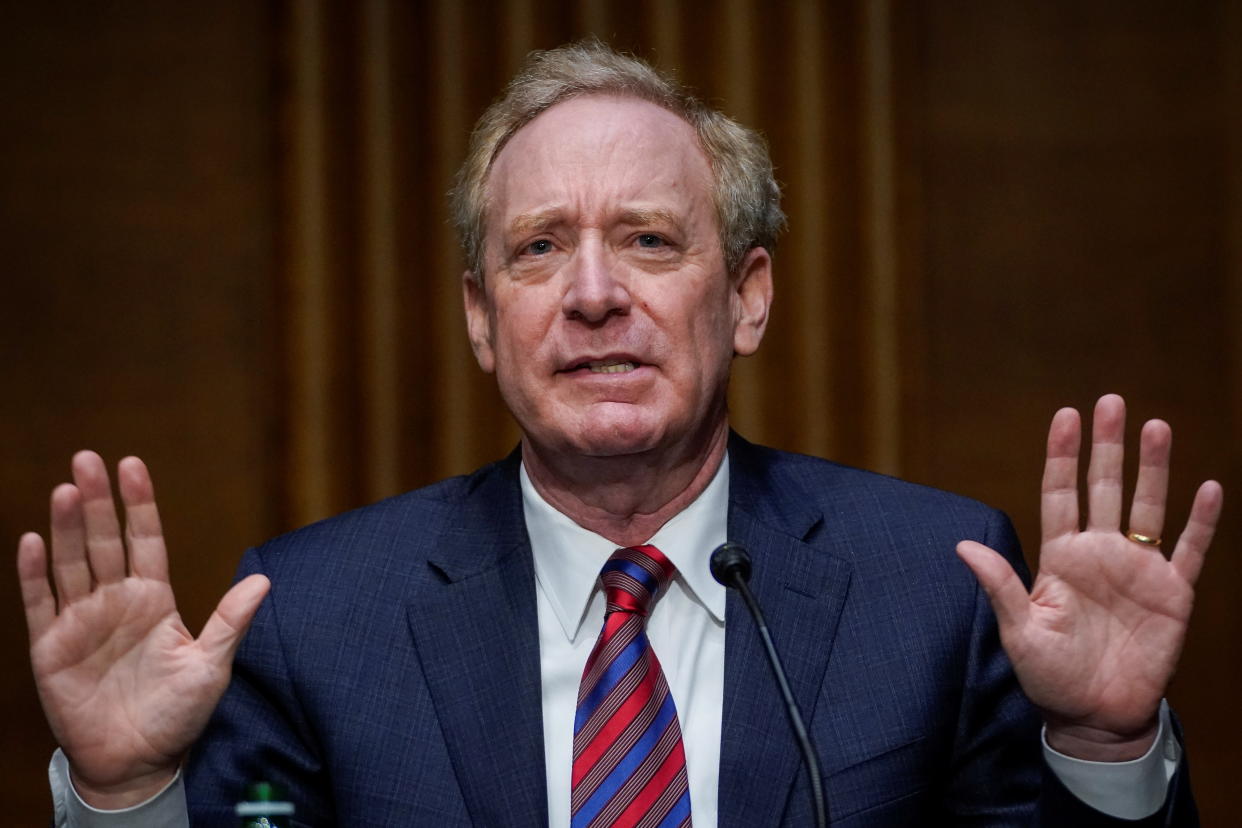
[485,95,715,229]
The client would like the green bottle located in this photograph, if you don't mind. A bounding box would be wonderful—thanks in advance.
[236,781,295,828]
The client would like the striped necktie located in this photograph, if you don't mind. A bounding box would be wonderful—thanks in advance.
[571,545,692,828]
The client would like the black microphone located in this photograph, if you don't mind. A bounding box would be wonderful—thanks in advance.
[711,542,827,828]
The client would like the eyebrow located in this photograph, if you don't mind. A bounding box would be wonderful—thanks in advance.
[505,207,686,237]
[617,208,683,233]
[507,209,564,236]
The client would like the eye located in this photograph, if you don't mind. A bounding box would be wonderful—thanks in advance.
[525,238,554,255]
[636,233,666,249]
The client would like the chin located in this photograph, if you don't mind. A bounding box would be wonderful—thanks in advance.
[573,427,661,458]
[558,409,670,459]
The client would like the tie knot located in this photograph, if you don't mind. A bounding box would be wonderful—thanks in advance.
[599,544,675,617]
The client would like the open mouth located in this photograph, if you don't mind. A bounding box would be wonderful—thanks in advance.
[585,359,637,374]
[563,358,642,374]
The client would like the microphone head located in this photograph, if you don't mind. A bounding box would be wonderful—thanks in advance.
[710,542,753,586]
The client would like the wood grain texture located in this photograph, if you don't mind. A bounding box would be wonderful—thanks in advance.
[0,2,278,818]
[903,2,1241,820]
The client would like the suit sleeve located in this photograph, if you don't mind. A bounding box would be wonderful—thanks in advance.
[181,546,331,827]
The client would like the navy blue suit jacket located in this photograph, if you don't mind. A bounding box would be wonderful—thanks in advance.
[184,435,1196,825]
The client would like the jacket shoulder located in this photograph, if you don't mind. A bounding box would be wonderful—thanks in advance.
[245,453,521,578]
[730,435,1009,537]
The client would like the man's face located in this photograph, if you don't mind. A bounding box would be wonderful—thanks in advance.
[464,94,771,462]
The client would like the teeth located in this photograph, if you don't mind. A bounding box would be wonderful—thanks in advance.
[587,360,637,374]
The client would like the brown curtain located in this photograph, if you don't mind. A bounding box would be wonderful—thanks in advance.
[273,0,916,528]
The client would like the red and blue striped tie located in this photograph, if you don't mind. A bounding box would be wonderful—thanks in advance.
[571,545,692,828]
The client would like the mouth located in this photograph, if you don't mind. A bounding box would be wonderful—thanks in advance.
[561,356,644,375]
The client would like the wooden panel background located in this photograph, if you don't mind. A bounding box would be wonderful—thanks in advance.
[899,3,1242,821]
[0,1,280,819]
[1,1,1237,822]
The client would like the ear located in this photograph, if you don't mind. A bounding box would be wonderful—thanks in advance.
[462,270,496,373]
[731,246,773,356]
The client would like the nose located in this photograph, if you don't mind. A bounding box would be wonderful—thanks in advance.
[561,239,631,324]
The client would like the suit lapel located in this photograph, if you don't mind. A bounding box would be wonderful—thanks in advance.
[406,456,548,827]
[718,436,854,828]
[403,438,853,827]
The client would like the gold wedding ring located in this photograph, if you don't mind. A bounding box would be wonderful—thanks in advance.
[1126,531,1162,547]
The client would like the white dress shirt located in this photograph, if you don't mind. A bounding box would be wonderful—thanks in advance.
[51,451,1178,825]
[524,459,729,828]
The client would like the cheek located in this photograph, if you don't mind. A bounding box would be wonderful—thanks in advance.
[657,302,735,396]
[490,297,560,390]
[688,288,737,349]
[492,295,545,349]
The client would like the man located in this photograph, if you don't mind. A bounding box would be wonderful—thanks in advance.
[19,41,1222,826]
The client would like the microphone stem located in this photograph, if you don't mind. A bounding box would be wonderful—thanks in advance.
[730,572,827,828]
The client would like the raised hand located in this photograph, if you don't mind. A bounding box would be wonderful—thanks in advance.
[16,451,269,808]
[956,394,1223,761]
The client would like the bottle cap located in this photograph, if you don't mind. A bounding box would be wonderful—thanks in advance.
[236,781,295,816]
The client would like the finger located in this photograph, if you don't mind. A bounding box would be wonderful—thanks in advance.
[956,541,1031,634]
[118,457,169,582]
[1041,407,1081,543]
[1085,394,1126,532]
[1127,419,1170,542]
[49,483,92,603]
[17,533,56,641]
[1170,480,1223,586]
[197,574,271,665]
[71,451,127,584]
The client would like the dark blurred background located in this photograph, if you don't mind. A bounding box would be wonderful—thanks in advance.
[2,0,1238,823]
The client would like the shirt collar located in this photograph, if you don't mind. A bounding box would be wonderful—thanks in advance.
[522,456,730,643]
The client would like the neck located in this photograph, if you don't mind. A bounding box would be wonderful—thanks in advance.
[522,421,729,548]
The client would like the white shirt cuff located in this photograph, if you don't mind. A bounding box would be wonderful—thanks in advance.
[49,749,189,828]
[1042,699,1179,820]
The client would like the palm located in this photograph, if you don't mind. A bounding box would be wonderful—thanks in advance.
[17,452,268,804]
[1010,529,1193,733]
[957,395,1222,751]
[33,577,213,784]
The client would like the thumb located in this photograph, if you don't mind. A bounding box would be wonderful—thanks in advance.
[956,541,1030,634]
[197,573,271,665]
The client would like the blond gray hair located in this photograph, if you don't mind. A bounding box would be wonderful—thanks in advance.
[450,39,785,280]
